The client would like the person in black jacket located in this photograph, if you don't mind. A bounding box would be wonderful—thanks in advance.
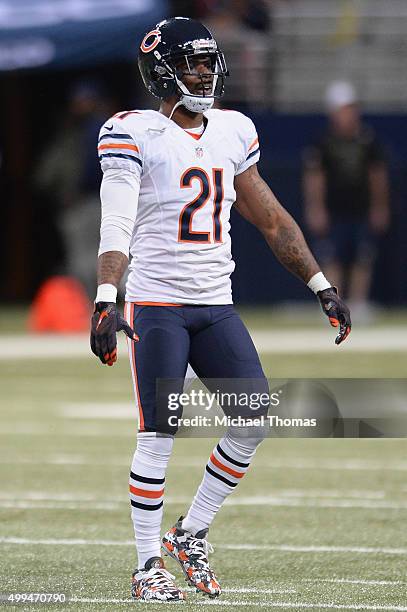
[303,81,390,318]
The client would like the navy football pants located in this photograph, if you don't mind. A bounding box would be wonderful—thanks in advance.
[124,304,267,433]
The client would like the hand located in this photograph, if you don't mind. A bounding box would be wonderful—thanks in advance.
[90,302,139,366]
[317,287,351,345]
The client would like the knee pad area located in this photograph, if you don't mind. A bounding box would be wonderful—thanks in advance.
[135,432,174,467]
[224,427,266,457]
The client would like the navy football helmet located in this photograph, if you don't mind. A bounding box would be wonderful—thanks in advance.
[138,17,228,113]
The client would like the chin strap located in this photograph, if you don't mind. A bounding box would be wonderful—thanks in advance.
[169,99,186,120]
[169,95,214,118]
[169,73,215,118]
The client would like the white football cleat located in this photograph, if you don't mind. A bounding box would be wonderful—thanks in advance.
[162,516,221,598]
[131,556,186,602]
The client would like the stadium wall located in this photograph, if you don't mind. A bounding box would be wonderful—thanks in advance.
[231,113,407,305]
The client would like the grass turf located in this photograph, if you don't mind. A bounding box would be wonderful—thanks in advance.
[2,304,407,334]
[1,348,407,610]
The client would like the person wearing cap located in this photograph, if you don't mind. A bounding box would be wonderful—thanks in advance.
[302,81,390,320]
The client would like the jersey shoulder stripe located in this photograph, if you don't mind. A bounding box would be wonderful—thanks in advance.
[99,133,134,142]
[98,113,145,174]
[246,147,260,162]
[98,142,140,153]
[248,136,259,152]
[99,152,142,167]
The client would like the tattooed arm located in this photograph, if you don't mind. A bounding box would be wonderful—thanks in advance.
[91,250,137,366]
[234,163,320,283]
[97,251,128,288]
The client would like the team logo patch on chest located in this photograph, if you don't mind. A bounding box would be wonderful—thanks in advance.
[195,147,204,158]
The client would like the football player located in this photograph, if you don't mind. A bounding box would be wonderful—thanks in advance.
[90,17,351,602]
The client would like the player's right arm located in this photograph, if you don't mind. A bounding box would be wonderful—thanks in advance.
[90,116,142,365]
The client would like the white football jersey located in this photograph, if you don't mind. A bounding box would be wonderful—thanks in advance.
[98,108,260,304]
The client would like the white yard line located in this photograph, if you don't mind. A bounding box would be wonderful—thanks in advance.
[226,544,407,555]
[0,537,150,545]
[0,492,107,500]
[2,537,407,556]
[60,403,136,419]
[270,488,385,499]
[1,495,407,511]
[0,488,387,501]
[1,326,407,359]
[211,588,296,594]
[303,578,406,586]
[3,454,407,473]
[0,455,95,465]
[0,424,137,437]
[66,598,407,610]
[253,458,407,472]
[0,501,121,510]
[223,497,407,509]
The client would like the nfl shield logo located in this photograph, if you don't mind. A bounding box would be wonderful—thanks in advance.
[195,147,204,158]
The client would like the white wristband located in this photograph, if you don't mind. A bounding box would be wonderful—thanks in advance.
[307,272,332,294]
[95,283,117,303]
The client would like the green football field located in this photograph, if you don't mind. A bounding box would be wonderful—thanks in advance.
[1,310,407,611]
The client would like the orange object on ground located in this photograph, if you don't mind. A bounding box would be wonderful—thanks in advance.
[28,276,92,333]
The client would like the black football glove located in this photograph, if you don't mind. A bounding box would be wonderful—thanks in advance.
[90,302,139,366]
[317,287,351,345]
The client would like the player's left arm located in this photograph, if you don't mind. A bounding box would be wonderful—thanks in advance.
[234,163,351,344]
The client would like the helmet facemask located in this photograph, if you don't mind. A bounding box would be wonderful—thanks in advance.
[173,51,227,112]
[155,41,228,113]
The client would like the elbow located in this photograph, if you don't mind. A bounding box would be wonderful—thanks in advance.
[259,222,277,242]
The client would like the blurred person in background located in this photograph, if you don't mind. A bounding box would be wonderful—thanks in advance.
[303,81,390,321]
[34,82,109,296]
[171,0,270,31]
[200,0,271,109]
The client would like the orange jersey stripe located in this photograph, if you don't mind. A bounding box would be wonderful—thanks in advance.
[210,453,245,479]
[129,484,164,499]
[98,143,140,152]
[248,137,259,152]
[135,301,182,307]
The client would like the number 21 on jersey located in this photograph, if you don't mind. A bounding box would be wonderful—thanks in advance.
[178,167,224,244]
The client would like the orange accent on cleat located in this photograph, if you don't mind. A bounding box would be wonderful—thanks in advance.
[162,518,221,598]
[329,317,339,327]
